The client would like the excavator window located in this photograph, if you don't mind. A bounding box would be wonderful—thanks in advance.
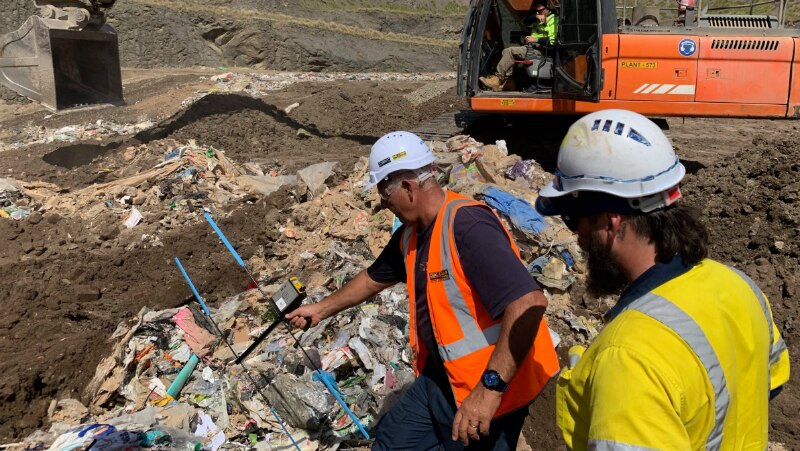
[553,0,602,100]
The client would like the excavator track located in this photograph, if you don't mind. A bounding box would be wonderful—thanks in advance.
[410,110,486,141]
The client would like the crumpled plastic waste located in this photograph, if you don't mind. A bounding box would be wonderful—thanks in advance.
[11,128,604,451]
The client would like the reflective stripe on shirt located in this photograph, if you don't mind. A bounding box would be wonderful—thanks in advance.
[623,293,728,450]
[587,439,662,451]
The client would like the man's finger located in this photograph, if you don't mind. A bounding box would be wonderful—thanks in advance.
[478,419,490,437]
[451,410,462,441]
[468,422,481,441]
[458,417,472,445]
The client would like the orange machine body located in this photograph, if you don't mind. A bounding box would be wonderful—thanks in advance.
[460,0,800,118]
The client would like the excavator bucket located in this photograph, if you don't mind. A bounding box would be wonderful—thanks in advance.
[0,15,123,111]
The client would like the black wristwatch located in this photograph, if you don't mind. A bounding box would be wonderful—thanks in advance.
[481,369,509,392]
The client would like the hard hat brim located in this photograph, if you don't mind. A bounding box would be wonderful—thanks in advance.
[363,179,378,192]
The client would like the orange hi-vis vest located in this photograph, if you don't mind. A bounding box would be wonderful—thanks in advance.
[400,190,560,417]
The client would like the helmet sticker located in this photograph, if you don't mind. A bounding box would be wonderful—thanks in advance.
[627,128,652,146]
[392,151,407,160]
[678,38,696,57]
[377,157,391,167]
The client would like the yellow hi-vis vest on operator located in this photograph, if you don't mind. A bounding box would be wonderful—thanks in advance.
[557,258,790,450]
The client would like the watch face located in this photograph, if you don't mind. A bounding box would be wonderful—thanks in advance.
[484,371,499,386]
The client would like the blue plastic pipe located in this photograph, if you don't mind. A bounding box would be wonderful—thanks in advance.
[313,370,370,439]
[174,257,211,316]
[167,353,200,399]
[204,212,246,267]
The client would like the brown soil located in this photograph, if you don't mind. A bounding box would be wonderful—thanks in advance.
[0,74,798,448]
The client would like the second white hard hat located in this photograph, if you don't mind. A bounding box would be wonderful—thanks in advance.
[537,109,685,215]
[364,131,436,191]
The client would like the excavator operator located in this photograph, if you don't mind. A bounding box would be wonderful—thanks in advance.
[479,0,559,92]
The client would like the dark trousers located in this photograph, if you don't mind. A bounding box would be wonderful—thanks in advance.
[372,372,527,451]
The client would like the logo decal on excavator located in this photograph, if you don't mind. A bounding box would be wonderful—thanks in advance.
[678,39,697,57]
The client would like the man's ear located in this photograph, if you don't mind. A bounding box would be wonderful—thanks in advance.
[606,213,627,239]
[401,179,415,200]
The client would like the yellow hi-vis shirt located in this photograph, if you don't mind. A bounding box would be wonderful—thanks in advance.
[557,258,790,450]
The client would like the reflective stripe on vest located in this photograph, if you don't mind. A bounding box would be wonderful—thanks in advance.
[586,440,661,451]
[400,199,502,362]
[729,268,788,366]
[623,293,728,450]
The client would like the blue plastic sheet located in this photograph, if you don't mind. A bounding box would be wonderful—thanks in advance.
[481,186,547,235]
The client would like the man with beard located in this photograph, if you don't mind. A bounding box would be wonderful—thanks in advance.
[535,109,790,450]
[287,131,559,450]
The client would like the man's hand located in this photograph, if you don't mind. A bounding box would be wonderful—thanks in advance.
[284,270,396,330]
[524,35,537,44]
[451,384,503,445]
[286,302,328,329]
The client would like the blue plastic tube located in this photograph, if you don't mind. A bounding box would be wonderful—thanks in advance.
[167,353,200,399]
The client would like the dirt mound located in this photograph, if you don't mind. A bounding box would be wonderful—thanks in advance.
[0,0,461,73]
[682,135,800,447]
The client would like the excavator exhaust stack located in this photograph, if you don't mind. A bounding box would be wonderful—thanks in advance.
[0,14,123,111]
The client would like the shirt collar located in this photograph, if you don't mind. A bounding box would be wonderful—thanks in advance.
[605,254,693,320]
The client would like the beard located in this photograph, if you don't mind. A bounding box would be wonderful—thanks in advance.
[584,230,629,297]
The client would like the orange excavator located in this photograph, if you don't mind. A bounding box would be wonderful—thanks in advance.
[457,0,800,118]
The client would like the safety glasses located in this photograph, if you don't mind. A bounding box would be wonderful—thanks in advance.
[377,179,401,201]
[561,214,581,232]
[377,170,434,201]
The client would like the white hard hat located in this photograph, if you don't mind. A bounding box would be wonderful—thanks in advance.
[364,131,436,191]
[537,109,685,215]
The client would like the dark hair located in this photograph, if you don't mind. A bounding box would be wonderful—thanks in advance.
[532,0,548,9]
[626,203,708,265]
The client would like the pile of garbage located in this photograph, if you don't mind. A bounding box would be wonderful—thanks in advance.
[181,71,455,109]
[0,177,35,220]
[1,120,156,152]
[8,134,601,450]
[5,140,347,239]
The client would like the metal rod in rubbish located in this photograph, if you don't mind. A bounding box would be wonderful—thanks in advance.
[174,257,302,451]
[236,318,282,365]
[203,212,370,439]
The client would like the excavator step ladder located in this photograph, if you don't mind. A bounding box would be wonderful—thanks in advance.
[0,15,123,111]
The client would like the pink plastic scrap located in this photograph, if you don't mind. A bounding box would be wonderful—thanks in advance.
[172,307,215,357]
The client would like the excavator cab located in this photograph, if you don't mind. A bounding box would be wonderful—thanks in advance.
[0,1,123,111]
[458,0,800,119]
[458,0,605,102]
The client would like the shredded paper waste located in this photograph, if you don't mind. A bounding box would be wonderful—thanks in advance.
[6,131,602,450]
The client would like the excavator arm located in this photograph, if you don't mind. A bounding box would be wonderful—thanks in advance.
[0,0,123,110]
[33,0,117,29]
